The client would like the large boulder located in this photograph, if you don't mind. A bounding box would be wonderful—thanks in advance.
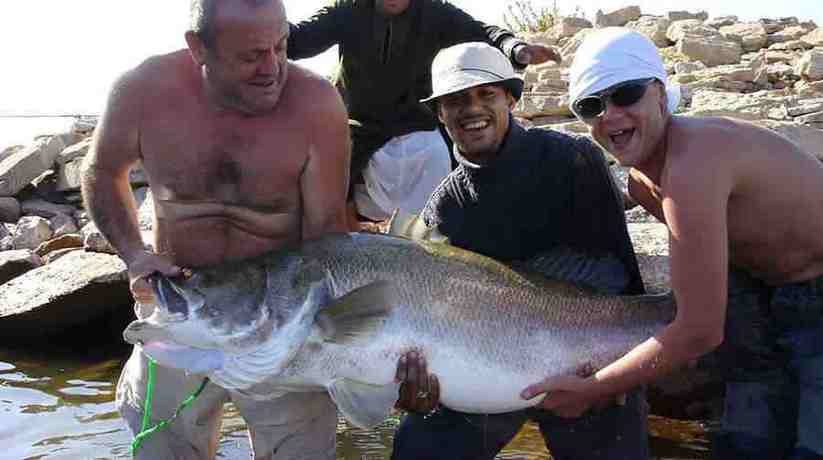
[719,22,769,52]
[677,36,742,67]
[629,223,670,295]
[0,135,69,197]
[0,250,130,340]
[802,28,823,47]
[757,120,823,161]
[552,16,593,39]
[627,16,671,48]
[0,250,42,285]
[796,49,823,81]
[667,11,708,22]
[687,90,790,120]
[0,197,21,223]
[667,19,717,43]
[514,93,571,118]
[594,6,641,28]
[11,216,54,251]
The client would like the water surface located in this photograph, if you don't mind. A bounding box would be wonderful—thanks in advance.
[0,346,711,459]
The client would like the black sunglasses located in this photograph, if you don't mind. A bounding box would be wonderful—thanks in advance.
[572,78,657,119]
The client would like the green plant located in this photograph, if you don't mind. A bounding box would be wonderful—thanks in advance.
[503,0,560,33]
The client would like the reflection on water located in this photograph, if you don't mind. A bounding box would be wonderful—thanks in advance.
[0,347,710,459]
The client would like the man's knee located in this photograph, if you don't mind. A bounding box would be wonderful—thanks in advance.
[392,407,525,460]
[239,392,337,460]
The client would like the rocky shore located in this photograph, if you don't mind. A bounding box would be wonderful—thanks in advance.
[2,6,822,418]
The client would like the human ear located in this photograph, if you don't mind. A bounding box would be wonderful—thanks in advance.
[507,93,517,111]
[185,31,208,66]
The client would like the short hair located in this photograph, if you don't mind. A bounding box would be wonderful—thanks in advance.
[190,0,274,49]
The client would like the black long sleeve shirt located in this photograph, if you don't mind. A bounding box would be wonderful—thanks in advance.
[288,0,526,139]
[422,121,645,295]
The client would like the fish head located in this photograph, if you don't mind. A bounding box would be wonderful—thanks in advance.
[123,259,274,374]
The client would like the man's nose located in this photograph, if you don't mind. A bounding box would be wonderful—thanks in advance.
[258,49,278,74]
[600,100,626,121]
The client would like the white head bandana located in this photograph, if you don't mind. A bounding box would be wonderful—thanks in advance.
[568,27,681,116]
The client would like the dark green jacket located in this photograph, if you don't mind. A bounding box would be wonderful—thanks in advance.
[288,0,526,177]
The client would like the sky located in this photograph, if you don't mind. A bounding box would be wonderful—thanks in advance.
[0,0,821,117]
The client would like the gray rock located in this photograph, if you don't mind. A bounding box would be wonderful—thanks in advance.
[667,19,718,43]
[629,223,670,294]
[677,36,742,67]
[12,216,54,250]
[796,49,823,81]
[594,6,641,28]
[802,28,823,47]
[720,22,768,52]
[49,212,79,238]
[667,11,708,22]
[755,120,823,161]
[81,221,116,254]
[0,197,21,223]
[552,16,593,39]
[705,16,738,29]
[0,145,25,163]
[0,250,130,339]
[759,17,800,34]
[0,135,69,197]
[20,198,77,219]
[627,16,671,48]
[0,250,42,285]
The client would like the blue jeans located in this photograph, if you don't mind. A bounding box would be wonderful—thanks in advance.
[711,271,823,459]
[390,387,649,460]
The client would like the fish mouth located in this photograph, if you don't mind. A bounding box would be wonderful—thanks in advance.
[148,274,190,317]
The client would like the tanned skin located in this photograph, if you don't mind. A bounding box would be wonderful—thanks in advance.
[521,81,823,417]
[82,0,434,434]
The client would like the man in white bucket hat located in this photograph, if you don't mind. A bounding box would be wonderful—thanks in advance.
[288,0,560,228]
[525,27,823,460]
[390,41,650,460]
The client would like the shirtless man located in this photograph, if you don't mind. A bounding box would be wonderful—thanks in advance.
[81,1,431,458]
[521,28,823,459]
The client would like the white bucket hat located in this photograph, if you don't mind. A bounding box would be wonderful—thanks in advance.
[421,42,524,103]
[568,28,681,115]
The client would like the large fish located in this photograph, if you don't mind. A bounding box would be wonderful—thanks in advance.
[123,232,674,428]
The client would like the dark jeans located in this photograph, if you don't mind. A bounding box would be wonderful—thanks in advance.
[391,387,649,460]
[710,271,823,459]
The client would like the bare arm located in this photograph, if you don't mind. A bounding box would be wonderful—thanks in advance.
[525,149,732,414]
[300,80,350,240]
[627,169,666,222]
[81,69,180,302]
[81,71,147,263]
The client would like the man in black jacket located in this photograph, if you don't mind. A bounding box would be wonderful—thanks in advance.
[288,0,558,225]
[389,42,649,460]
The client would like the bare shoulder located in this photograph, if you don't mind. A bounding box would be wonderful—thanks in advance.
[662,117,739,195]
[284,63,346,117]
[118,50,192,93]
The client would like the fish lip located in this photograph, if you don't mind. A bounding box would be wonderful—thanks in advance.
[151,275,190,317]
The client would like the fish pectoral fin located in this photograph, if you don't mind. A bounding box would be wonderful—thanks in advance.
[317,281,395,344]
[140,341,225,375]
[328,378,400,429]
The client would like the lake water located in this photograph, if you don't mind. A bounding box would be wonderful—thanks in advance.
[0,115,712,458]
[0,117,80,152]
[0,343,712,460]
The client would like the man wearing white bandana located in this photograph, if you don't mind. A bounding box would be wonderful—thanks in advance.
[521,27,823,460]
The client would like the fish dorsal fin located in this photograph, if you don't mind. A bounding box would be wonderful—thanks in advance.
[328,378,400,429]
[511,246,629,295]
[386,209,449,243]
[317,280,395,344]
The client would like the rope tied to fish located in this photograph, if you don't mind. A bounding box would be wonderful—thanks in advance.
[130,357,209,455]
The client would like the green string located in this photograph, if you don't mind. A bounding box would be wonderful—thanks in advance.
[130,357,209,456]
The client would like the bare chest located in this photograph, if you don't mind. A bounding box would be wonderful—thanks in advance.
[139,113,309,209]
